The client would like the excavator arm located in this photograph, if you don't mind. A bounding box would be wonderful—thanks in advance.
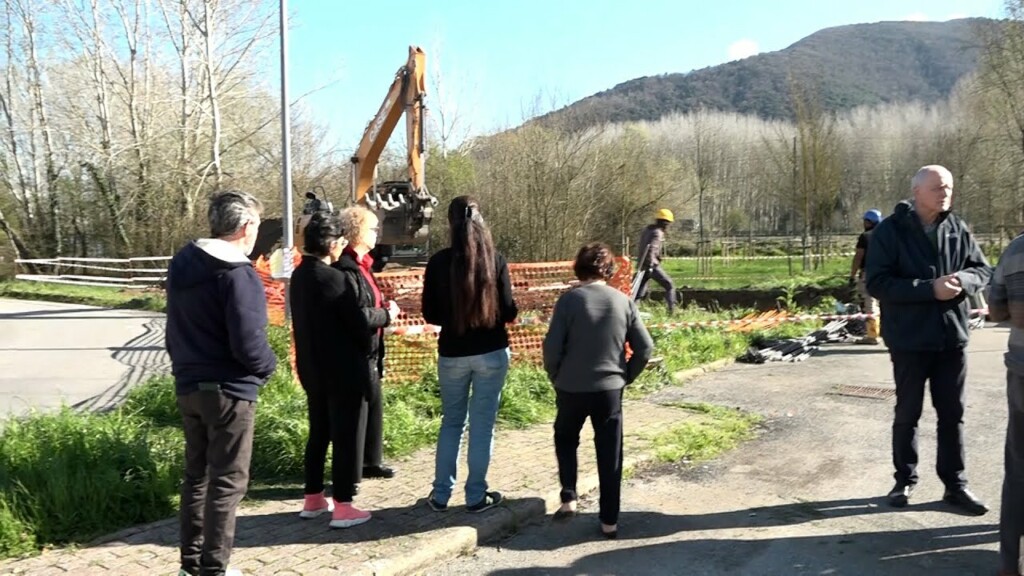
[350,45,436,255]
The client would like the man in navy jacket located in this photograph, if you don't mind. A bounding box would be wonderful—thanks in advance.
[166,190,277,576]
[866,165,992,516]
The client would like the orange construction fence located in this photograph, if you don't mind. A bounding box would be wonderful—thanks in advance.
[254,250,634,382]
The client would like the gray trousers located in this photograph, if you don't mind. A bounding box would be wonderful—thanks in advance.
[636,265,676,313]
[1002,369,1024,574]
[178,391,256,576]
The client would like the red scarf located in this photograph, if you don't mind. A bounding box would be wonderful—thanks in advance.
[345,246,382,309]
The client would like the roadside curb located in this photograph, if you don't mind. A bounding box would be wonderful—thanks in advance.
[672,357,734,383]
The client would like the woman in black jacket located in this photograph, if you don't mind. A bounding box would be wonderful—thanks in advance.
[422,196,518,513]
[333,206,401,498]
[289,212,367,529]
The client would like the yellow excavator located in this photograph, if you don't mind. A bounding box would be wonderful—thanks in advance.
[252,46,437,271]
[352,45,437,270]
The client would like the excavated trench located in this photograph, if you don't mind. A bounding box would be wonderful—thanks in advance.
[647,285,857,311]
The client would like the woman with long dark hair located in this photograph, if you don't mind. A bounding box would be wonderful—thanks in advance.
[422,195,518,513]
[543,242,653,538]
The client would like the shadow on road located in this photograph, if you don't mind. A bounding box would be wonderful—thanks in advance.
[485,519,999,576]
[101,496,549,549]
[73,317,170,412]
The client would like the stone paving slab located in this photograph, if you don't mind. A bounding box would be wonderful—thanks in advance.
[0,399,694,576]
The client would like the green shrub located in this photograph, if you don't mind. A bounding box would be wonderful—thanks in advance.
[0,409,179,546]
[250,371,308,479]
[0,497,35,559]
[120,375,179,427]
[383,368,442,458]
[499,364,556,428]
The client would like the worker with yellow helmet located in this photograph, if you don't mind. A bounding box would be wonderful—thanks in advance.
[635,208,676,314]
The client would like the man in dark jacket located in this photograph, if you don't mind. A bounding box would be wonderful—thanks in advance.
[166,190,277,576]
[866,165,992,516]
[635,208,676,314]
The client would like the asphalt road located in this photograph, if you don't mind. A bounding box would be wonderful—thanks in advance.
[430,325,1014,576]
[0,298,169,419]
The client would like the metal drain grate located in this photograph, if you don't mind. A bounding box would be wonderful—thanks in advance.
[833,384,897,400]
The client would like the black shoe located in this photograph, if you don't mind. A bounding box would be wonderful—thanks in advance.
[426,491,448,512]
[887,483,914,508]
[362,465,395,479]
[467,491,503,513]
[943,488,989,516]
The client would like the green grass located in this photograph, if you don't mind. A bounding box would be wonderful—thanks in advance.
[661,256,849,290]
[0,280,166,312]
[650,402,762,464]
[0,409,181,552]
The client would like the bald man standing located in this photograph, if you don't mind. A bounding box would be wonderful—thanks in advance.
[866,165,993,515]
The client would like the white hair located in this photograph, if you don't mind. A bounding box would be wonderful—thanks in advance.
[911,165,952,191]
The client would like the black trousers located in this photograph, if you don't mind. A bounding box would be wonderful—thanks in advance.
[554,388,624,526]
[358,387,384,470]
[303,389,361,502]
[178,390,255,576]
[890,349,968,489]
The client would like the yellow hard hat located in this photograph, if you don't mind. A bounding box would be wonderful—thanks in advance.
[655,208,674,222]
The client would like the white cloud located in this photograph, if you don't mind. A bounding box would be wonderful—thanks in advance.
[727,39,759,61]
[902,12,930,21]
[945,12,968,20]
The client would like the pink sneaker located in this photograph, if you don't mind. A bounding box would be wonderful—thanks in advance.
[299,492,334,519]
[329,501,371,529]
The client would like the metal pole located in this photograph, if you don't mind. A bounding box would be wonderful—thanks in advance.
[279,0,295,319]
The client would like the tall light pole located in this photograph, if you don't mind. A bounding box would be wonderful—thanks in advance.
[279,0,294,319]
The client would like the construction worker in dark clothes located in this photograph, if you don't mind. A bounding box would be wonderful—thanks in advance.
[866,164,992,516]
[849,209,882,344]
[635,208,676,314]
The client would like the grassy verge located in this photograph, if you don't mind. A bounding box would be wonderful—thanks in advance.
[0,293,828,559]
[0,280,166,312]
[661,256,848,290]
[649,403,762,464]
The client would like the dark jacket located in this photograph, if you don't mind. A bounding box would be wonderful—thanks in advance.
[165,239,277,401]
[421,248,518,357]
[865,201,992,352]
[290,256,354,396]
[637,224,666,269]
[330,252,390,401]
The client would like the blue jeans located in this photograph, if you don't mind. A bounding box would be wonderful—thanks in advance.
[432,347,510,506]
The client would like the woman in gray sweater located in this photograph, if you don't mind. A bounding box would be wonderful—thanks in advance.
[542,242,654,538]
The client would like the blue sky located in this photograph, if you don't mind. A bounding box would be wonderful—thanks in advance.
[284,0,1005,151]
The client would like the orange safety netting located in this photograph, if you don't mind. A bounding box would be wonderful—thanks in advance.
[253,250,634,383]
[724,310,791,333]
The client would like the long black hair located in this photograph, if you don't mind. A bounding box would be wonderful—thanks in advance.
[447,195,498,335]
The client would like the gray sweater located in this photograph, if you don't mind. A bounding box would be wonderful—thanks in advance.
[542,283,654,392]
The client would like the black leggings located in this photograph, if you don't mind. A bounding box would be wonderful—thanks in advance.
[303,390,362,502]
